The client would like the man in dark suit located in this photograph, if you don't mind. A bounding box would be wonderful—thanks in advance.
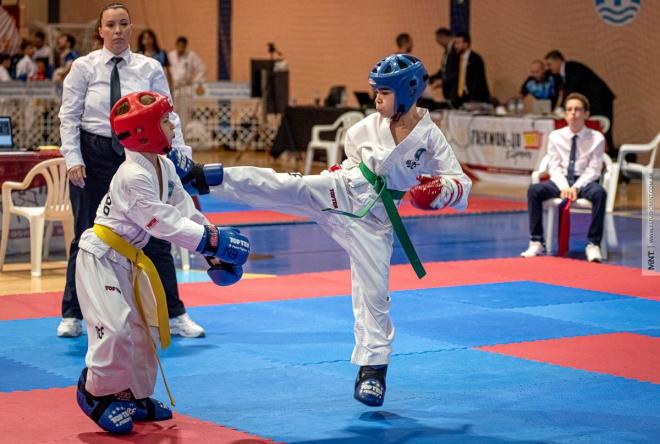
[427,27,458,104]
[429,28,453,81]
[448,32,490,108]
[545,50,616,152]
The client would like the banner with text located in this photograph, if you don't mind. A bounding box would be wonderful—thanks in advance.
[440,111,555,184]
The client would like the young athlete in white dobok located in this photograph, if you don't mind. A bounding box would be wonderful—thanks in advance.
[211,54,471,406]
[74,91,250,434]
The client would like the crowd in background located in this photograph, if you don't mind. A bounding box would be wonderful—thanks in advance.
[2,24,616,150]
[0,28,206,90]
[393,28,615,149]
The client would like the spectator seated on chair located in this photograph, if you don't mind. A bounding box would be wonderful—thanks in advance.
[521,92,607,263]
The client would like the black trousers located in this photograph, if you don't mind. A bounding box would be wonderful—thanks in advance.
[527,179,606,246]
[61,130,186,319]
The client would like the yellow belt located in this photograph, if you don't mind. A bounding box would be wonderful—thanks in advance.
[93,224,171,349]
[92,224,175,405]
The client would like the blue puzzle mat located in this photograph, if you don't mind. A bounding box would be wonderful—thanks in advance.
[1,281,658,443]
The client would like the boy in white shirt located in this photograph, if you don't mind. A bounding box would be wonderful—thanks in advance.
[15,40,36,81]
[520,92,607,262]
[168,36,206,88]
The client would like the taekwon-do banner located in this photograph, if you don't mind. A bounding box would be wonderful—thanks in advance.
[440,111,555,185]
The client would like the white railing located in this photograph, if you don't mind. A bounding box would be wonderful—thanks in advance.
[0,81,280,152]
[172,82,280,152]
[0,81,62,149]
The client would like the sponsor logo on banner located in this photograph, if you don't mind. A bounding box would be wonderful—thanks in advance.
[594,0,641,26]
[470,129,532,161]
[523,131,542,150]
[471,130,521,148]
[442,113,555,184]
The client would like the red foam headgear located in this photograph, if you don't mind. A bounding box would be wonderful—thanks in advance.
[110,91,173,154]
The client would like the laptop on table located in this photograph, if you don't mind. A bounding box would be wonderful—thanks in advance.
[523,97,552,115]
[0,116,20,151]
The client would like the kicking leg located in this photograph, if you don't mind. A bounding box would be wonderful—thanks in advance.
[220,167,338,217]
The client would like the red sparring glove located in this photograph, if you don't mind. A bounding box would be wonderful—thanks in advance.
[409,176,464,210]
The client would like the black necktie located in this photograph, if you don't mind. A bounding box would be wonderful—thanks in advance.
[567,134,577,186]
[110,57,124,156]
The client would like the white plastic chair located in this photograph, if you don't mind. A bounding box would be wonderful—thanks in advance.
[608,133,660,212]
[303,111,364,175]
[532,154,616,259]
[0,157,74,277]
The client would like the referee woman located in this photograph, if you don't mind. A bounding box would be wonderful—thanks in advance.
[58,2,204,338]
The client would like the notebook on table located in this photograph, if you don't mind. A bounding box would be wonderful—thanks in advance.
[0,116,21,151]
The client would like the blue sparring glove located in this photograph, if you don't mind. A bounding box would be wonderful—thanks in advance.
[205,256,243,286]
[197,225,250,265]
[167,148,223,195]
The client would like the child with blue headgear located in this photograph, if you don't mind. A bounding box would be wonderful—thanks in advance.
[208,53,471,406]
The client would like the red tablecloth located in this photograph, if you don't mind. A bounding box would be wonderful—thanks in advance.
[0,150,62,191]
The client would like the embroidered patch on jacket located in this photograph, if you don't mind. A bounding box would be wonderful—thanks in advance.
[406,147,427,169]
[95,325,105,340]
[329,188,339,208]
[167,180,175,198]
[104,285,122,294]
[146,217,159,229]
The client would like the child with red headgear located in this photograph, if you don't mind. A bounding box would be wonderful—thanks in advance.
[74,91,250,434]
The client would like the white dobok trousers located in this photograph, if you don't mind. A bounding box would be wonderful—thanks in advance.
[222,166,395,365]
[76,244,159,399]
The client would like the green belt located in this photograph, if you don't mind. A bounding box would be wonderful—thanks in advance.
[322,162,426,279]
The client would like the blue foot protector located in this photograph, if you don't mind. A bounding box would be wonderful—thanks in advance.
[76,368,135,434]
[133,397,173,421]
[354,365,387,407]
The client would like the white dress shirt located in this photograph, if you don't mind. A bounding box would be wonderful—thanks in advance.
[167,49,206,87]
[33,45,53,66]
[59,47,191,170]
[0,65,11,81]
[15,55,36,80]
[547,125,605,190]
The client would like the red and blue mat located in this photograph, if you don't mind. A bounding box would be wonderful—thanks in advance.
[0,196,658,443]
[1,257,659,443]
[199,193,528,226]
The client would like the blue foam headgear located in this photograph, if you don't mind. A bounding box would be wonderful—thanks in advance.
[368,54,428,118]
